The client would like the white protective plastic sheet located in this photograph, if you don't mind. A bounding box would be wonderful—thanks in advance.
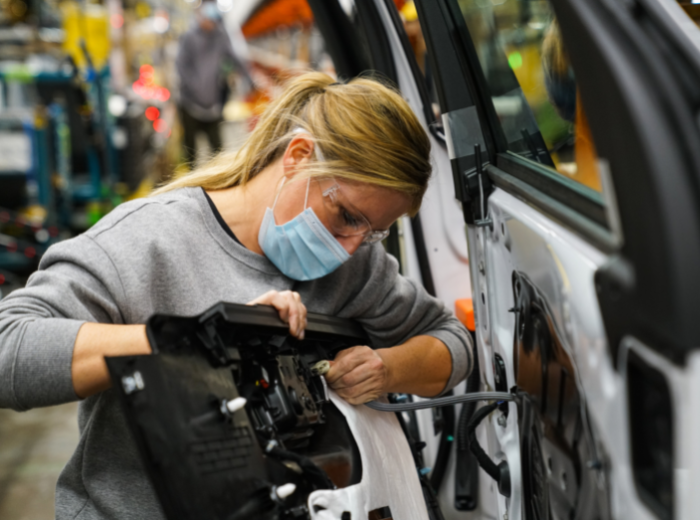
[308,390,430,520]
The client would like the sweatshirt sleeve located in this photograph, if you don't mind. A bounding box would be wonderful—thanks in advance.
[334,244,473,394]
[0,234,125,411]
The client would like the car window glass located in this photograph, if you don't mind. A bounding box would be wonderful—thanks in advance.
[456,0,603,192]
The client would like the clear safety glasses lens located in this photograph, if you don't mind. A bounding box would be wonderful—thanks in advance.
[321,181,391,243]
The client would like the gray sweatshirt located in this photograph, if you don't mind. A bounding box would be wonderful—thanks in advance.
[0,187,472,520]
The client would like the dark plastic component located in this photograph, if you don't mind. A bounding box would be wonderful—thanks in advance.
[107,302,368,520]
[147,302,367,359]
[454,338,480,511]
[595,256,636,367]
[466,401,510,498]
[552,0,700,365]
[428,391,454,493]
[627,350,674,520]
[106,353,269,520]
[413,0,497,224]
[493,353,508,416]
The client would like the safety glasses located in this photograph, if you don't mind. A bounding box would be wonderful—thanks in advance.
[319,180,390,244]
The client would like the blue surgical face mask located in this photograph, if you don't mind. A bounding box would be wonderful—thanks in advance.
[259,177,351,281]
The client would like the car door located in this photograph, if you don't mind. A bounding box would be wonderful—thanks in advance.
[410,0,700,520]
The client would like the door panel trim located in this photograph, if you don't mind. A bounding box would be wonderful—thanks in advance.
[487,164,617,253]
[496,153,607,227]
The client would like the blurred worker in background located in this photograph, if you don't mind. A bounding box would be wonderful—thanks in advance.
[176,0,248,167]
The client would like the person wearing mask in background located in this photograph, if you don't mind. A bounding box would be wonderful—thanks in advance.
[0,72,472,519]
[176,0,248,167]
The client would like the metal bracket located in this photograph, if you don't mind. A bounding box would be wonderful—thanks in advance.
[462,144,492,228]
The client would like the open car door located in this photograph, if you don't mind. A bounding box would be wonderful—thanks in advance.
[410,0,700,519]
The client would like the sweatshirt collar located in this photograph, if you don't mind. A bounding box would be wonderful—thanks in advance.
[188,187,285,276]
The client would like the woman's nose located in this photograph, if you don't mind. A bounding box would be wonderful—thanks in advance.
[337,235,365,255]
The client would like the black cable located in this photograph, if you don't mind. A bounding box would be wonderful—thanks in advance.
[394,409,445,520]
[467,402,501,482]
[429,399,455,492]
[266,445,334,490]
[457,349,480,452]
[455,345,480,510]
[365,392,513,412]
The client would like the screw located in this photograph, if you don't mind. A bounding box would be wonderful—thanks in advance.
[121,371,145,395]
[479,261,485,274]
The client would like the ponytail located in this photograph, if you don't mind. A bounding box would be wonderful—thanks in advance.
[153,72,431,214]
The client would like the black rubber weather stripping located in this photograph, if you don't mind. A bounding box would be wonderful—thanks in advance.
[382,0,446,145]
[355,0,397,84]
[384,222,403,273]
[305,0,370,79]
[410,214,436,297]
[487,163,618,253]
[496,153,607,226]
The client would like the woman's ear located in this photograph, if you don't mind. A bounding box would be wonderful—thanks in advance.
[282,136,315,179]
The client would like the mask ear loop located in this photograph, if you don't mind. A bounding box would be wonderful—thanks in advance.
[270,176,311,220]
[271,177,285,210]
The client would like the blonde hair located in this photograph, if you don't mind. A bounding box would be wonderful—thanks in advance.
[153,72,432,215]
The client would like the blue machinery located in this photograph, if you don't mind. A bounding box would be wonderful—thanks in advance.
[0,60,119,275]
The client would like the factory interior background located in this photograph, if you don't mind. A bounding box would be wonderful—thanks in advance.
[4,0,700,517]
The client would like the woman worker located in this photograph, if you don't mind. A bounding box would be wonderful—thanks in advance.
[0,72,473,519]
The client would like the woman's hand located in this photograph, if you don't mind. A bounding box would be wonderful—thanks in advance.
[325,346,391,404]
[325,336,454,405]
[247,290,307,339]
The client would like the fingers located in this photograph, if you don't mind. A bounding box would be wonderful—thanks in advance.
[326,346,389,405]
[325,346,373,385]
[246,290,278,306]
[333,377,385,405]
[246,290,307,339]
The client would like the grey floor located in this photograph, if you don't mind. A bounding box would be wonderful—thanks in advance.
[0,403,80,519]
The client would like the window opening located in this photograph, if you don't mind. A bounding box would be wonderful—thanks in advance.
[456,0,603,192]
